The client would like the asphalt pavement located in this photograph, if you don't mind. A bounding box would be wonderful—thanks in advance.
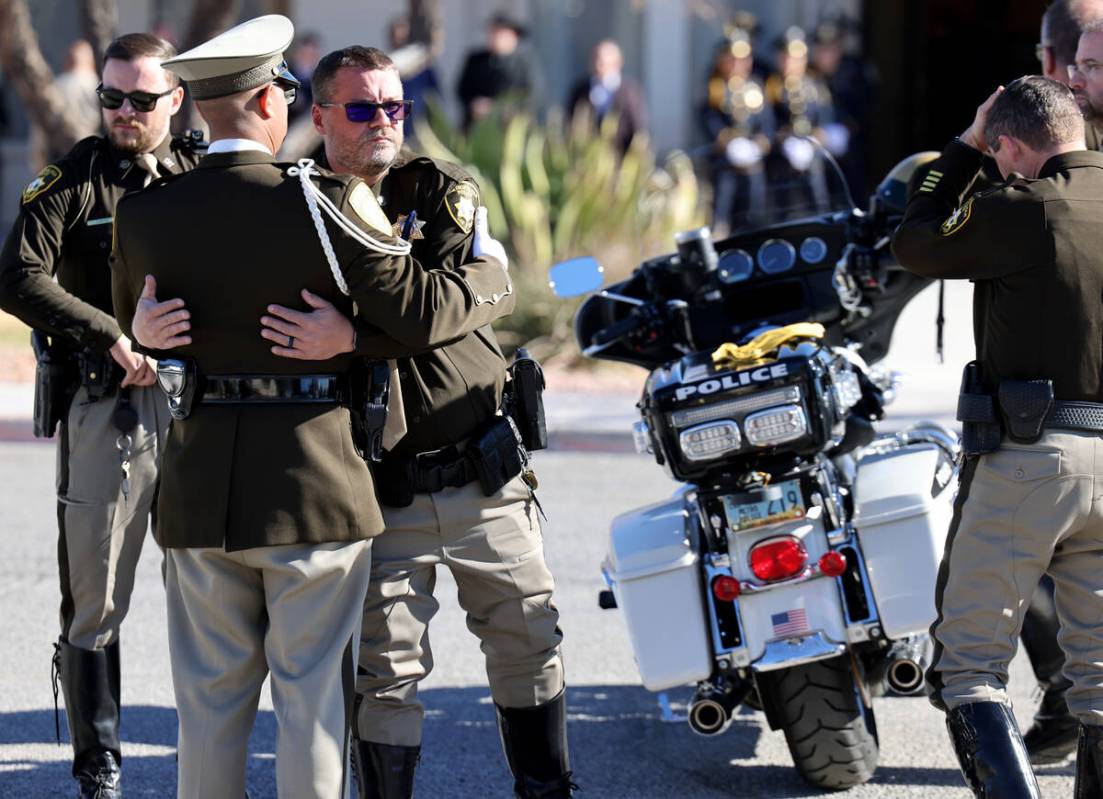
[0,280,1077,797]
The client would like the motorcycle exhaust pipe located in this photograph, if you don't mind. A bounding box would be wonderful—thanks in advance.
[687,679,752,737]
[884,636,932,696]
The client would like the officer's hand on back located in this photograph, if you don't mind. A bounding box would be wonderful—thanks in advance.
[472,206,509,271]
[109,334,157,387]
[262,289,356,361]
[133,275,192,349]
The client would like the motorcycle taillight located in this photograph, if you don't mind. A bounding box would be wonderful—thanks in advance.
[750,537,807,582]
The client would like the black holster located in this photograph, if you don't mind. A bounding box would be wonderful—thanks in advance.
[998,379,1054,444]
[348,359,390,463]
[31,331,77,438]
[956,361,1001,457]
[155,358,199,420]
[76,348,121,402]
[506,347,548,452]
[469,414,525,496]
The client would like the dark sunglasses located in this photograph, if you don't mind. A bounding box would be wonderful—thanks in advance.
[317,100,414,122]
[96,84,174,112]
[274,77,299,106]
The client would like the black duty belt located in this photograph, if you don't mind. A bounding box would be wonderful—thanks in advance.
[201,375,344,404]
[409,445,478,493]
[1047,401,1103,433]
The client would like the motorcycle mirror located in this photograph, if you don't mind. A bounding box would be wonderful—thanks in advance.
[548,256,604,298]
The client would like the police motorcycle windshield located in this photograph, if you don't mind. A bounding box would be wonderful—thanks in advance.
[561,146,936,371]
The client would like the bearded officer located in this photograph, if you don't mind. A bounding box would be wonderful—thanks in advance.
[133,43,571,799]
[110,16,513,799]
[0,32,200,797]
[893,76,1103,796]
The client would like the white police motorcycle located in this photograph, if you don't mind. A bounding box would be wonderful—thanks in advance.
[551,151,957,790]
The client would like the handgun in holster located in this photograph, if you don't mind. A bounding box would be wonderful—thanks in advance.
[156,358,200,420]
[956,360,1001,457]
[505,347,548,451]
[30,330,77,438]
[347,359,390,463]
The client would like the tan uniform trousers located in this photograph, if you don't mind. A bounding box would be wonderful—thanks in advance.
[57,384,168,650]
[165,540,372,799]
[929,430,1103,724]
[355,474,564,746]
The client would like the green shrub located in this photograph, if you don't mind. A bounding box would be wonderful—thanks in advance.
[414,100,703,361]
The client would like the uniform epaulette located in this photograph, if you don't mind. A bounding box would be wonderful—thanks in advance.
[398,155,474,186]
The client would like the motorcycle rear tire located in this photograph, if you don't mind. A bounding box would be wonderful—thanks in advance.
[766,655,879,790]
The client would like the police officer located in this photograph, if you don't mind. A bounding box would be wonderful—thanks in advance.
[271,45,569,799]
[0,32,200,797]
[110,17,514,799]
[764,27,835,215]
[701,28,775,236]
[892,76,1103,796]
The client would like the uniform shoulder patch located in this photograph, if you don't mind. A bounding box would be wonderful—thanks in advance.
[940,196,974,236]
[22,165,63,204]
[349,182,393,237]
[445,180,479,234]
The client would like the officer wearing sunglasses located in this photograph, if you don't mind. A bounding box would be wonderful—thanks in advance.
[0,32,206,799]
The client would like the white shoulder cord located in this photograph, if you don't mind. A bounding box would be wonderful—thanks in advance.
[286,158,412,296]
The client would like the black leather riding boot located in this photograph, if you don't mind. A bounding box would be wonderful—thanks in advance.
[54,638,122,798]
[496,690,575,799]
[350,739,420,799]
[1021,576,1078,764]
[946,702,1040,798]
[1074,725,1103,799]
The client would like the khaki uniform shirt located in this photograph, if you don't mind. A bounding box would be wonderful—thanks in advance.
[358,155,516,457]
[0,134,203,354]
[892,139,1103,401]
[110,150,512,550]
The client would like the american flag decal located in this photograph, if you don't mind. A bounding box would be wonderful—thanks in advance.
[771,608,810,638]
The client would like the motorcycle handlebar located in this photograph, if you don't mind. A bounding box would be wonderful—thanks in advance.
[590,311,650,348]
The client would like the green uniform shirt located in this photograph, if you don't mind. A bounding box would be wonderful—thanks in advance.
[0,134,204,354]
[358,155,516,457]
[892,139,1103,401]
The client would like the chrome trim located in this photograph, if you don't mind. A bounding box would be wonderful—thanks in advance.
[751,631,846,672]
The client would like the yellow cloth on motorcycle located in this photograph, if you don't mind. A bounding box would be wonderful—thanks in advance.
[711,323,826,369]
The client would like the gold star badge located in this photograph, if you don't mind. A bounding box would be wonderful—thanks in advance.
[445,181,480,234]
[392,213,426,240]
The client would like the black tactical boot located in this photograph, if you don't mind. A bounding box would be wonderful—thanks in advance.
[946,702,1040,798]
[54,639,122,798]
[1074,724,1103,799]
[496,690,575,799]
[350,739,419,799]
[1023,678,1079,765]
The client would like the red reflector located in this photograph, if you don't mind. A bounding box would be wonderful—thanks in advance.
[750,537,808,582]
[819,551,848,577]
[712,575,741,602]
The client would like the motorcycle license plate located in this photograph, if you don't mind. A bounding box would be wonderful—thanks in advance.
[723,480,805,532]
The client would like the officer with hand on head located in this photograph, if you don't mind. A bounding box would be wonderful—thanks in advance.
[112,17,515,799]
[893,76,1103,797]
[0,32,201,798]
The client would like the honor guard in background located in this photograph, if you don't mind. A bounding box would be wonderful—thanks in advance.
[268,46,569,799]
[701,27,775,236]
[110,18,513,799]
[0,33,199,798]
[892,76,1103,797]
[764,27,835,217]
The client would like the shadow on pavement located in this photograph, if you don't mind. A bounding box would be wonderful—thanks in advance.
[0,685,971,798]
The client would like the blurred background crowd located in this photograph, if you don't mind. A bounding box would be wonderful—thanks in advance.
[0,0,1054,362]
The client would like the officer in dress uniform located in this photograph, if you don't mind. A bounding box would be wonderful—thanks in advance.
[892,76,1103,797]
[764,27,836,217]
[0,33,201,798]
[702,27,775,236]
[260,45,570,799]
[110,17,513,799]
